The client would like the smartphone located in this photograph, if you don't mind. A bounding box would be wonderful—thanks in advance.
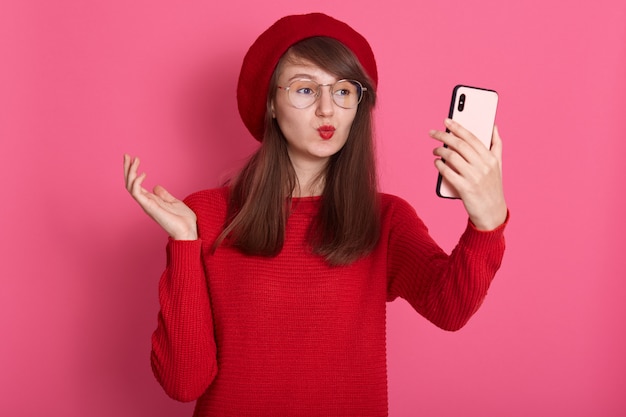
[436,85,499,199]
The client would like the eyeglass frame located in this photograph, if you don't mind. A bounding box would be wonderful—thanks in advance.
[276,79,368,109]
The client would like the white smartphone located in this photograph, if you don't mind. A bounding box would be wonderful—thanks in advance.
[436,85,499,199]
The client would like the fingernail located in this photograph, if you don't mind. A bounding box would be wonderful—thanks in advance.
[428,129,436,136]
[444,118,453,126]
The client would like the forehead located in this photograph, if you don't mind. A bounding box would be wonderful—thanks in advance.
[276,56,338,84]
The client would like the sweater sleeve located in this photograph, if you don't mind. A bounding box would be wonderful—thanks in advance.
[150,238,218,402]
[386,197,508,331]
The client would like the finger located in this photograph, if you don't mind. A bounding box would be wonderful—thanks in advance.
[433,131,497,187]
[430,129,477,166]
[153,185,176,203]
[123,154,136,189]
[126,156,142,191]
[444,118,488,154]
[123,154,131,182]
[434,158,464,190]
[429,129,461,152]
[490,125,503,164]
[433,145,463,174]
[130,171,148,200]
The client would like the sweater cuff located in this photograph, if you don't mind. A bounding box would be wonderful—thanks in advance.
[462,210,510,249]
[166,237,203,273]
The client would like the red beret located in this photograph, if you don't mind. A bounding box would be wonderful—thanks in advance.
[236,12,378,142]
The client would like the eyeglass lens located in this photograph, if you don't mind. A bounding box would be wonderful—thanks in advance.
[287,80,363,109]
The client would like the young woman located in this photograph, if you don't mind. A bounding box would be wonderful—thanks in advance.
[123,12,508,417]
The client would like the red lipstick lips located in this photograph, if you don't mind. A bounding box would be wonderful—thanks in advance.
[318,125,335,140]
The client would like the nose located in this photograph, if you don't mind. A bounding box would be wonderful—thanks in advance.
[315,85,335,117]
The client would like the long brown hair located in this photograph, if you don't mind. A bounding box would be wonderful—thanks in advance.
[215,37,380,266]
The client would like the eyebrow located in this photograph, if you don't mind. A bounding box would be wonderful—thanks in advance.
[287,73,316,82]
[287,73,340,84]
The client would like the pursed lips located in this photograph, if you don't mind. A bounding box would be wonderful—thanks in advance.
[317,125,336,140]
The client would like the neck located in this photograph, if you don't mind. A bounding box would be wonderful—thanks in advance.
[290,160,326,197]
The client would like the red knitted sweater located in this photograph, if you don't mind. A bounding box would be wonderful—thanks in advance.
[150,187,507,417]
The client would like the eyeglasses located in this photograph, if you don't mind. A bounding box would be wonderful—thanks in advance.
[277,79,367,109]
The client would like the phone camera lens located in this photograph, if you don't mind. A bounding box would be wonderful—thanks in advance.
[458,94,466,112]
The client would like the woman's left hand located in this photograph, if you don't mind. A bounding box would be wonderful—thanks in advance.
[430,118,507,231]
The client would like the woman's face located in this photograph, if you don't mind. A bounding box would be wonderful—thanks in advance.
[271,57,357,172]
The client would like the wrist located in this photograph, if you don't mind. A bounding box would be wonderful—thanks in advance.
[171,227,198,241]
[470,207,508,231]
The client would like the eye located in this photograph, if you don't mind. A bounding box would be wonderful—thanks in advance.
[291,80,317,96]
[334,88,351,96]
[334,81,358,97]
[296,87,316,95]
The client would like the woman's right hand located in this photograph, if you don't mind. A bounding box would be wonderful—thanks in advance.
[123,154,198,240]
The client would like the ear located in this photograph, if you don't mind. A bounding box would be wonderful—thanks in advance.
[270,100,276,118]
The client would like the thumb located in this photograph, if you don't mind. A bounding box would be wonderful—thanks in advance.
[153,185,177,203]
[490,125,503,163]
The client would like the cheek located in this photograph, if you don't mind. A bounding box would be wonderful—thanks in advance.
[273,97,298,126]
[341,111,358,132]
[274,110,294,130]
[275,106,309,131]
[274,112,304,142]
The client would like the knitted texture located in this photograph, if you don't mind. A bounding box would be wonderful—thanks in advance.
[150,187,507,416]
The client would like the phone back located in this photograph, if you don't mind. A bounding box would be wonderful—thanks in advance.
[437,85,499,199]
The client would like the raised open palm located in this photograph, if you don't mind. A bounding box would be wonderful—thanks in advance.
[123,154,198,240]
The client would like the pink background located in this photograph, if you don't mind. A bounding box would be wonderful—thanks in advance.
[2,0,625,416]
